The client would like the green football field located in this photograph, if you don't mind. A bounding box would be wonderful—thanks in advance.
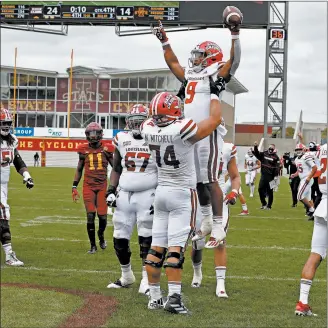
[1,167,327,328]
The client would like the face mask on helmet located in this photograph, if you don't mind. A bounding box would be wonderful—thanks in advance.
[126,114,146,137]
[0,120,12,136]
[189,49,206,71]
[295,149,304,157]
[152,115,173,127]
[86,130,102,144]
[248,150,253,157]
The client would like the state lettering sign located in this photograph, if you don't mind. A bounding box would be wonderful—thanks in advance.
[1,100,54,112]
[56,78,109,112]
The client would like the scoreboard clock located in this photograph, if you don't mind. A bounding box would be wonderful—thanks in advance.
[269,28,286,40]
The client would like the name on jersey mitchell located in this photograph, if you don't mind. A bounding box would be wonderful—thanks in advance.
[144,134,174,143]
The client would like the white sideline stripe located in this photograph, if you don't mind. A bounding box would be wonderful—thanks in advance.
[2,266,325,283]
[232,215,305,221]
[12,236,309,251]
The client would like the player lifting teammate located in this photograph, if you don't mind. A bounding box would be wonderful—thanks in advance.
[153,7,242,247]
[0,108,34,266]
[106,105,157,295]
[142,77,225,314]
[72,122,114,254]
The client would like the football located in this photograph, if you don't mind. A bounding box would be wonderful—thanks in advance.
[222,6,243,27]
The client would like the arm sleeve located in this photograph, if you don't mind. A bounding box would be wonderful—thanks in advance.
[230,38,241,76]
[180,119,198,145]
[252,146,262,162]
[13,149,27,173]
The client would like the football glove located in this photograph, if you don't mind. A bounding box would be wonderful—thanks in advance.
[149,204,154,215]
[72,187,80,203]
[152,20,168,43]
[224,189,238,205]
[176,79,187,101]
[106,185,117,207]
[209,76,226,97]
[23,172,34,189]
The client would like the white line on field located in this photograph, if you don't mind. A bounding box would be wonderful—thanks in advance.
[231,215,305,220]
[1,266,325,283]
[12,236,309,251]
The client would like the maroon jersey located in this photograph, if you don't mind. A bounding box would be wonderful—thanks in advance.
[77,142,114,187]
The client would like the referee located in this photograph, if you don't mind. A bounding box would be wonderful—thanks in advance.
[252,142,280,209]
[288,153,300,207]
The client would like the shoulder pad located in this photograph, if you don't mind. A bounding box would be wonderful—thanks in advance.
[103,143,115,153]
[77,142,88,154]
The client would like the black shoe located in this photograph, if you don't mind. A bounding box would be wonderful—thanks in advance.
[306,210,314,217]
[87,245,97,254]
[98,231,107,250]
[260,205,267,210]
[265,206,272,210]
[308,216,314,221]
[291,204,297,208]
[164,293,190,315]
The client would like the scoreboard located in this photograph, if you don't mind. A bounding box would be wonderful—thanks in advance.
[0,4,180,24]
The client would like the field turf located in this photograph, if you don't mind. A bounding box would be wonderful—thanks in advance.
[0,167,327,327]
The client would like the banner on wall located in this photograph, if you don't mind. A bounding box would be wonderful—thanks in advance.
[14,127,34,136]
[56,78,110,113]
[17,137,113,152]
[1,100,55,112]
[33,127,114,139]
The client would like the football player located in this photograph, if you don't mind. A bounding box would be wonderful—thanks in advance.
[153,16,242,246]
[295,143,327,316]
[291,144,318,218]
[244,148,261,197]
[105,105,157,295]
[0,108,34,266]
[141,77,226,314]
[72,122,114,254]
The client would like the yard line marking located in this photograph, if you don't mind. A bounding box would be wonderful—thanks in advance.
[2,266,326,283]
[12,236,309,251]
[231,215,306,221]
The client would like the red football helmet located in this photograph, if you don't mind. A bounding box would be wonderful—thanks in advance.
[149,92,182,127]
[85,122,103,144]
[0,108,13,136]
[126,104,148,137]
[295,143,306,157]
[189,41,223,72]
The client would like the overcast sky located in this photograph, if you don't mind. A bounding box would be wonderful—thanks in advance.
[1,2,327,124]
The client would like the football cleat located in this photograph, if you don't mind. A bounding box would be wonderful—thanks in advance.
[260,205,267,210]
[238,210,249,216]
[295,301,317,317]
[138,278,150,296]
[5,252,24,267]
[249,194,254,198]
[216,290,229,298]
[107,275,136,289]
[164,293,190,315]
[87,245,97,254]
[98,232,107,250]
[148,297,165,310]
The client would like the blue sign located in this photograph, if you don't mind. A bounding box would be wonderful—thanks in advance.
[113,129,124,137]
[14,127,34,137]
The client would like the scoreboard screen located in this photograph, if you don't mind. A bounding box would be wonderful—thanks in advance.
[0,4,180,24]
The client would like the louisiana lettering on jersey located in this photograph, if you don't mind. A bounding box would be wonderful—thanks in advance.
[1,134,18,184]
[115,131,157,192]
[141,118,198,189]
[77,142,112,187]
[295,152,317,180]
[218,142,237,190]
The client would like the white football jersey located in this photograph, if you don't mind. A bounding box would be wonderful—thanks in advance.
[113,131,157,192]
[141,118,198,189]
[218,142,237,190]
[245,154,258,171]
[0,134,18,185]
[295,152,317,180]
[184,62,224,123]
[318,144,327,195]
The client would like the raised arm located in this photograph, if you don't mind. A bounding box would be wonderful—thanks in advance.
[252,142,263,162]
[153,21,185,82]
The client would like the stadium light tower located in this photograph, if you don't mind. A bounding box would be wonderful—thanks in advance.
[263,2,289,138]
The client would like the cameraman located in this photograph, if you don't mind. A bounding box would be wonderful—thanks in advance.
[252,142,280,209]
[289,153,300,207]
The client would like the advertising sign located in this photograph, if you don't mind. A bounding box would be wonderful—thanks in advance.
[33,127,114,139]
[1,100,55,112]
[13,127,34,137]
